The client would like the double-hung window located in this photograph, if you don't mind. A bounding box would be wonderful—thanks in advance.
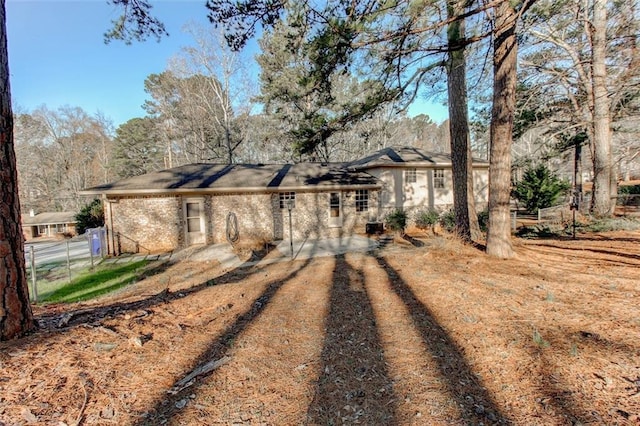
[355,190,369,212]
[279,192,296,209]
[434,169,445,189]
[405,168,417,183]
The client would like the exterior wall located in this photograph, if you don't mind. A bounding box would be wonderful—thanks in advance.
[23,226,36,240]
[473,169,489,211]
[279,190,379,241]
[369,166,490,223]
[370,166,453,218]
[210,190,379,243]
[189,190,380,246]
[107,196,181,254]
[106,190,381,254]
[340,190,380,236]
[207,193,276,245]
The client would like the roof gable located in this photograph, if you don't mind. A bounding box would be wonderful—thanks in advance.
[348,146,488,169]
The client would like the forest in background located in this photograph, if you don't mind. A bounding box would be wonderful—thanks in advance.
[12,0,640,215]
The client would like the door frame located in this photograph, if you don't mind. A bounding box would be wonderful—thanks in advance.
[328,191,343,228]
[183,197,206,245]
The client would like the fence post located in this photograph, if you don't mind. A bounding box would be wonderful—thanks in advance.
[101,227,107,259]
[90,239,94,270]
[511,211,517,231]
[29,245,37,303]
[66,240,72,283]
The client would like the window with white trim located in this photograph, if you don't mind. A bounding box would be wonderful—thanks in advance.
[355,190,369,212]
[405,168,417,183]
[434,169,445,189]
[329,192,340,217]
[279,192,296,209]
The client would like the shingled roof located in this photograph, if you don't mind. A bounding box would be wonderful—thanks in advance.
[22,212,77,226]
[348,146,489,169]
[82,163,380,196]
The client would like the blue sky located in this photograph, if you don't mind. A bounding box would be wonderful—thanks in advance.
[6,0,448,128]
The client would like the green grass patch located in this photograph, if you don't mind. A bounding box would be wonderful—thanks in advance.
[42,260,149,303]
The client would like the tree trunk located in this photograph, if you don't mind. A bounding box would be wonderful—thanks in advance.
[225,126,232,164]
[590,0,614,216]
[447,0,480,242]
[486,1,518,258]
[0,0,35,340]
[467,154,481,240]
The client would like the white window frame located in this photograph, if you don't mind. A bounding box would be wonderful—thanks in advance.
[405,168,417,183]
[279,192,296,209]
[434,169,445,189]
[355,190,369,212]
[329,192,342,227]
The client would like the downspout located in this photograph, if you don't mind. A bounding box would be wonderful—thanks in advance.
[106,197,116,256]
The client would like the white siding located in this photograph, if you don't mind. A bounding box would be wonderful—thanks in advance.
[367,166,489,218]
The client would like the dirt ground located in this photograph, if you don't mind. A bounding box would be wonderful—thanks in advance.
[1,230,639,425]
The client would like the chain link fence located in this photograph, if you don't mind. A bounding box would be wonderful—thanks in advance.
[25,228,107,302]
[617,193,640,216]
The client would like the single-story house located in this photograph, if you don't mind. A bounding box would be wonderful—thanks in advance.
[82,147,489,255]
[21,211,77,240]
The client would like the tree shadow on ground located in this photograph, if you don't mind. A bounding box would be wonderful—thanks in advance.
[134,256,314,425]
[548,245,640,262]
[523,338,592,424]
[556,234,640,244]
[522,323,640,424]
[373,255,511,425]
[402,234,426,247]
[522,243,640,267]
[306,254,397,424]
[23,250,271,344]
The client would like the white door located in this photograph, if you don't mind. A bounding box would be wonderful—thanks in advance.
[329,192,342,227]
[184,198,206,245]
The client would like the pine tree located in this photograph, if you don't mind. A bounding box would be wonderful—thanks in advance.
[512,164,571,213]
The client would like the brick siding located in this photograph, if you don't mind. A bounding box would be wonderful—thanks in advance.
[107,196,181,254]
[106,190,380,253]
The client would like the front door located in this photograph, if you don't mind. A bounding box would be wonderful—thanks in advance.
[329,192,342,227]
[184,198,206,245]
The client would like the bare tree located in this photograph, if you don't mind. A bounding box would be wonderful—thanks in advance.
[169,23,255,164]
[15,106,112,212]
[590,0,613,215]
[518,0,639,215]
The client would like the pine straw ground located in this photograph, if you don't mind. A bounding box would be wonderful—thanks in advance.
[1,230,639,426]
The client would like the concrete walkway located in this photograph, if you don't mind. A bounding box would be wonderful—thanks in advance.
[167,235,380,269]
[276,235,379,260]
[171,243,244,269]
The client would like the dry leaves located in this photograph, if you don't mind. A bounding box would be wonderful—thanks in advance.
[0,230,638,425]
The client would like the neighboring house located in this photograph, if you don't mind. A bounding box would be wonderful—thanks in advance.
[21,211,77,240]
[82,147,489,254]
